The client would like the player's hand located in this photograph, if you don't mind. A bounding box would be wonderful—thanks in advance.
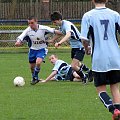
[55,42,61,48]
[40,80,47,83]
[15,41,22,47]
[85,46,91,55]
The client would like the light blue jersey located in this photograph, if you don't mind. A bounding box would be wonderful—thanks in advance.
[53,60,71,80]
[59,20,83,49]
[81,7,120,72]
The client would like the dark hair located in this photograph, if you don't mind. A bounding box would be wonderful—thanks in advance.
[28,16,37,21]
[94,0,108,3]
[50,11,62,21]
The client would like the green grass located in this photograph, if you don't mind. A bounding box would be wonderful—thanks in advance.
[0,49,112,120]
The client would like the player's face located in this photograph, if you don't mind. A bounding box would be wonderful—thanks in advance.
[28,19,38,30]
[49,56,57,64]
[52,20,61,26]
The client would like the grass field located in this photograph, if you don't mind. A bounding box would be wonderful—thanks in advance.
[0,48,112,120]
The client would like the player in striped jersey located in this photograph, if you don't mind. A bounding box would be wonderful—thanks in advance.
[80,0,120,119]
[49,11,93,84]
[41,54,80,82]
[15,16,61,85]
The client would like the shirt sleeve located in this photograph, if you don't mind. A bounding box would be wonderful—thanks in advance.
[64,22,73,33]
[52,64,59,71]
[16,27,29,42]
[80,14,90,40]
[44,26,55,33]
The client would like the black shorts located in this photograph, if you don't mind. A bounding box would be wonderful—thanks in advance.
[93,70,120,87]
[71,48,85,61]
[66,67,74,81]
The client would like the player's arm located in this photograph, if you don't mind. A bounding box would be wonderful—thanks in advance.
[15,39,23,47]
[41,70,57,83]
[55,31,71,48]
[48,34,63,43]
[81,39,91,55]
[54,30,63,35]
[15,27,29,47]
[81,14,91,55]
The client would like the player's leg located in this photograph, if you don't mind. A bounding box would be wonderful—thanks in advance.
[28,49,39,84]
[31,48,48,85]
[111,84,120,120]
[97,85,116,114]
[73,71,80,79]
[80,63,93,82]
[110,83,120,109]
[94,71,117,116]
[109,70,120,120]
[71,59,87,83]
[33,57,43,80]
[71,48,87,84]
[29,63,36,78]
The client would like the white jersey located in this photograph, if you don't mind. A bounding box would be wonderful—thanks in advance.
[17,25,55,50]
[81,7,120,72]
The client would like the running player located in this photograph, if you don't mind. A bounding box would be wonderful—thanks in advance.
[15,16,61,85]
[80,0,120,119]
[49,11,93,84]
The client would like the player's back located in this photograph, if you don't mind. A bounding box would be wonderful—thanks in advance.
[83,8,120,71]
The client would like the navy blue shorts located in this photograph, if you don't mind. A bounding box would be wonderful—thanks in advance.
[28,48,48,63]
[71,48,85,61]
[93,70,120,87]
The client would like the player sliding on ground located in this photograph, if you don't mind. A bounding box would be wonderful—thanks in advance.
[80,0,120,119]
[40,54,81,83]
[15,16,61,85]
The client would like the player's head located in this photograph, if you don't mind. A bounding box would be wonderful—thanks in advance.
[50,11,62,26]
[92,0,108,4]
[28,16,38,30]
[49,54,58,64]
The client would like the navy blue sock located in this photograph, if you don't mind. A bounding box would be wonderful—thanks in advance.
[114,104,120,110]
[99,92,115,114]
[76,69,85,79]
[80,64,89,72]
[33,67,40,80]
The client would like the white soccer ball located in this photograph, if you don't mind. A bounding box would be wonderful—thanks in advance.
[13,76,25,87]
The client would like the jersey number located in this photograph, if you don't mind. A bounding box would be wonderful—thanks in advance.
[100,20,109,40]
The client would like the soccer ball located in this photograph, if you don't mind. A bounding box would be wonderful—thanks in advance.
[13,76,25,87]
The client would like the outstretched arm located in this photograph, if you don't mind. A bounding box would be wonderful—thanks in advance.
[55,31,71,48]
[41,70,57,83]
[15,39,23,47]
[48,34,62,43]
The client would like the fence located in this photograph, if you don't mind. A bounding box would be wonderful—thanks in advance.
[0,0,120,53]
[0,0,120,20]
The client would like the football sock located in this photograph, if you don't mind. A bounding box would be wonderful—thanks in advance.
[114,104,120,110]
[33,67,40,80]
[80,64,89,72]
[76,68,86,79]
[99,92,115,114]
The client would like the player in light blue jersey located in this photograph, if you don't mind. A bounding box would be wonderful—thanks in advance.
[40,54,80,83]
[49,11,93,84]
[80,0,120,119]
[15,16,61,85]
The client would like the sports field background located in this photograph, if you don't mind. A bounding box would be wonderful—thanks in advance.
[0,48,112,120]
